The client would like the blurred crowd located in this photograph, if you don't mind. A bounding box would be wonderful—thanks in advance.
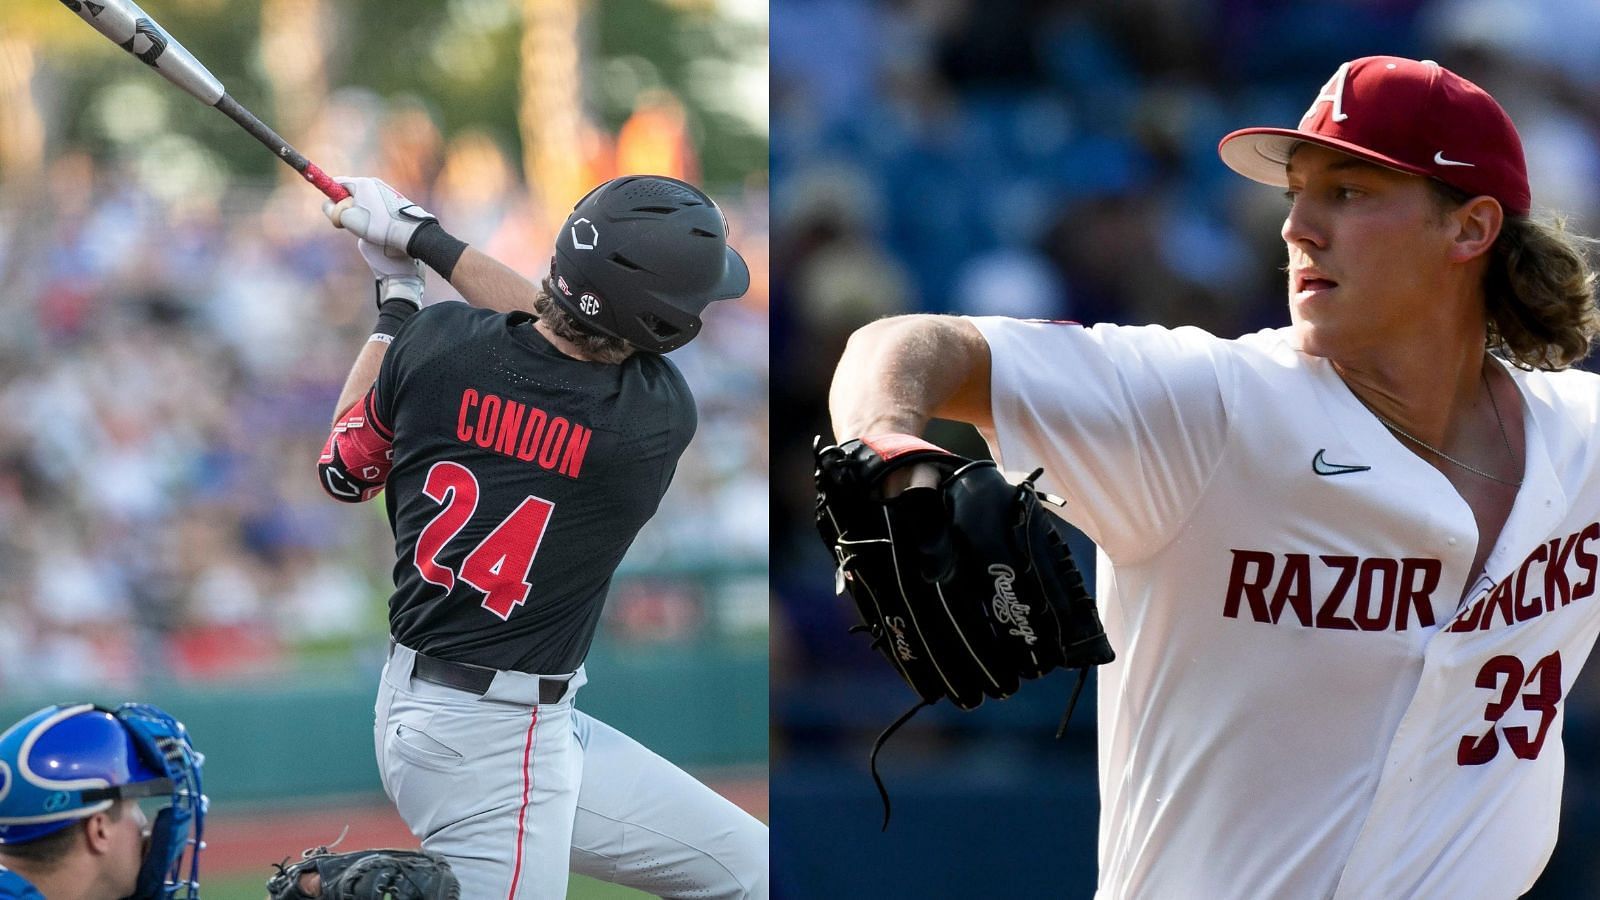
[770,0,1600,891]
[0,89,769,693]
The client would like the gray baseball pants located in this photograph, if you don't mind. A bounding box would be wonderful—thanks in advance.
[375,642,768,898]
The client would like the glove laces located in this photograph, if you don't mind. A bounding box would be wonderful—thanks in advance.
[1056,667,1091,740]
[868,699,932,831]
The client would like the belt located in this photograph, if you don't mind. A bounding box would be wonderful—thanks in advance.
[406,646,569,705]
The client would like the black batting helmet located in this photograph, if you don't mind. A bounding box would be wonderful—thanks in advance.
[548,175,750,353]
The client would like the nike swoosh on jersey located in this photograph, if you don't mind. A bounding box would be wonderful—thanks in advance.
[1312,449,1371,476]
[1433,151,1475,167]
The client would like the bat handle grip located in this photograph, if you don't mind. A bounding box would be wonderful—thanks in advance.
[304,163,350,202]
[212,95,350,201]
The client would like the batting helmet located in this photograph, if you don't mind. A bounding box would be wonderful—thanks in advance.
[549,175,750,353]
[0,703,205,900]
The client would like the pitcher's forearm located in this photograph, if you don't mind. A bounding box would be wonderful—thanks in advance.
[829,315,994,440]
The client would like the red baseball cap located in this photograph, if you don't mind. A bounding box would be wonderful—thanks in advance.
[1218,56,1530,216]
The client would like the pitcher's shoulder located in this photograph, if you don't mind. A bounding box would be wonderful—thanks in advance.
[1230,325,1303,361]
[1517,364,1600,422]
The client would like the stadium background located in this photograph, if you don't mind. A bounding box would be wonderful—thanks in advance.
[770,0,1600,897]
[0,0,767,897]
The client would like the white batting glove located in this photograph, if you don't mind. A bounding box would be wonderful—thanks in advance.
[359,238,424,309]
[323,176,438,259]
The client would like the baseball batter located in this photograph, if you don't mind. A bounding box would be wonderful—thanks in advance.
[831,56,1600,898]
[318,175,768,898]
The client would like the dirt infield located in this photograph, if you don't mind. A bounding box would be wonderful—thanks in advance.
[202,774,768,876]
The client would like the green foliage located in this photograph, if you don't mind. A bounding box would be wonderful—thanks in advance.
[594,0,767,187]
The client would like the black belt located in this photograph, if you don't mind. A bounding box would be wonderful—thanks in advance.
[405,646,568,705]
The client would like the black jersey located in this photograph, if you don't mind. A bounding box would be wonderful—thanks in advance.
[329,302,696,673]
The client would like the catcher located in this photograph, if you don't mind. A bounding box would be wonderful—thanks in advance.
[0,703,204,900]
[0,701,456,900]
[813,433,1115,826]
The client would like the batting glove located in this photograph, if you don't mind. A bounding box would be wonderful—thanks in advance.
[324,176,438,260]
[359,238,424,309]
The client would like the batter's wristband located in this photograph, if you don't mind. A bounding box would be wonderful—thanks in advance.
[407,221,468,281]
[373,299,418,338]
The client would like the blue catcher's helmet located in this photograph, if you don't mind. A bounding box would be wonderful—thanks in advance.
[0,703,205,900]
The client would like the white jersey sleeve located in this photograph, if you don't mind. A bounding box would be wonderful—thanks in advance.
[969,318,1233,563]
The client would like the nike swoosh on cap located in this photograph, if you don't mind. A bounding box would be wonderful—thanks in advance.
[1312,449,1372,476]
[1433,151,1475,167]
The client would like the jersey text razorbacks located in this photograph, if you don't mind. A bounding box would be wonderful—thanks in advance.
[1224,550,1442,631]
[1447,522,1600,632]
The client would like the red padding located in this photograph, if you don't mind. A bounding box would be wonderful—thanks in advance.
[320,391,394,496]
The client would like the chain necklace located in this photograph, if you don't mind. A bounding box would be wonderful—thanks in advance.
[1367,369,1523,487]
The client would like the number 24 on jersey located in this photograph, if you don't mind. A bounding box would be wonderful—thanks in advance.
[412,461,556,620]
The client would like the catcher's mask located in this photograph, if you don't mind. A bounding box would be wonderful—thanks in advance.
[548,174,750,353]
[0,702,206,900]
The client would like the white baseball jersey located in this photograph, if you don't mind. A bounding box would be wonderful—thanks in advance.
[970,317,1600,899]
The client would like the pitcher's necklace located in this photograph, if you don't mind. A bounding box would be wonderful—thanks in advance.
[1366,368,1522,488]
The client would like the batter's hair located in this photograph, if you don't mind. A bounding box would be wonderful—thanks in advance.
[1431,181,1600,370]
[533,280,635,364]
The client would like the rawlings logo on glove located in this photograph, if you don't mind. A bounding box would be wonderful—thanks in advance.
[813,434,1115,827]
[990,566,1038,645]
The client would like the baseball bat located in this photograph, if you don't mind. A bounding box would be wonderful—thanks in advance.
[58,0,350,202]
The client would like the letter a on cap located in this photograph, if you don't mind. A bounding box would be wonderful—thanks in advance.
[1302,61,1352,124]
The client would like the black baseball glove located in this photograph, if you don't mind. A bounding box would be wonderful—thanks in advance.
[814,433,1115,826]
[267,845,460,900]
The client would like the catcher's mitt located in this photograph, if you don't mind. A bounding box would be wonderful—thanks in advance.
[814,433,1115,826]
[267,843,460,900]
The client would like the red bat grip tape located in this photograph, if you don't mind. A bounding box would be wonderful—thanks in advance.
[304,163,350,202]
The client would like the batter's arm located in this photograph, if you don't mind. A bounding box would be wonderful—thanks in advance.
[830,314,995,441]
[331,340,387,427]
[443,248,542,315]
[317,338,397,504]
[326,177,538,315]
